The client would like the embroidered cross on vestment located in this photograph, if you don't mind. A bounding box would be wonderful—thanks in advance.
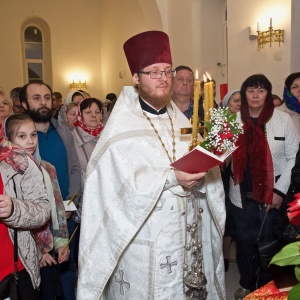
[160,256,178,274]
[115,269,130,295]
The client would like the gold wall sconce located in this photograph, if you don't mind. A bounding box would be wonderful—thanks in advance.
[256,18,284,49]
[70,79,87,90]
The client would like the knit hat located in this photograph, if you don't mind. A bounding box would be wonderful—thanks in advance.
[221,89,240,108]
[123,31,172,75]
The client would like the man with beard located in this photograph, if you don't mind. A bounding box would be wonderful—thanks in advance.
[77,31,226,300]
[19,82,81,300]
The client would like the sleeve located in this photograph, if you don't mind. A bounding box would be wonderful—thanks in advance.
[4,157,51,229]
[54,237,68,250]
[291,143,300,191]
[274,114,300,195]
[163,169,178,191]
[59,124,82,206]
[66,128,81,206]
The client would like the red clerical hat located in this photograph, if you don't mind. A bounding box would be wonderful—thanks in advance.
[123,31,172,75]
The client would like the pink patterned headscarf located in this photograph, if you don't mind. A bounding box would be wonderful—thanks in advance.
[0,122,29,174]
[74,98,104,136]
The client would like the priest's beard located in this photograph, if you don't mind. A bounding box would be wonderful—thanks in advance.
[26,105,53,123]
[138,82,171,109]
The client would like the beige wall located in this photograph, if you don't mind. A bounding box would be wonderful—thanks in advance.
[158,0,226,102]
[97,0,163,99]
[0,0,296,102]
[0,0,102,99]
[227,0,292,96]
[0,0,166,100]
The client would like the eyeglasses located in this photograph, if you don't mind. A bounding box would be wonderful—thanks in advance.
[138,69,176,79]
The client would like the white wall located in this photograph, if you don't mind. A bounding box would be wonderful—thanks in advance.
[97,0,163,99]
[0,0,296,102]
[0,0,163,100]
[157,0,226,103]
[291,0,300,73]
[227,0,291,97]
[0,0,103,99]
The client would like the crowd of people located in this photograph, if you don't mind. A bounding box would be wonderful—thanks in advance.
[0,30,300,300]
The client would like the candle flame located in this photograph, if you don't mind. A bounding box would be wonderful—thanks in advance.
[206,72,212,81]
[195,69,198,80]
[203,74,207,83]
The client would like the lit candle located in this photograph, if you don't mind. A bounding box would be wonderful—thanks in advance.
[270,17,272,28]
[193,69,200,133]
[187,69,201,151]
[257,21,260,31]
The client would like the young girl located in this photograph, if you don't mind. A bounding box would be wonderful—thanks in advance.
[5,113,70,299]
[0,120,50,300]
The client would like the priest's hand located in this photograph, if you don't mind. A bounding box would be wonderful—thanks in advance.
[174,170,206,189]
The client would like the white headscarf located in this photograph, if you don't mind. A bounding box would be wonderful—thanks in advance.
[221,89,240,108]
[64,90,85,104]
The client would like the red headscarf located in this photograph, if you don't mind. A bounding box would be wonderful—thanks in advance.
[233,92,274,204]
[74,98,104,136]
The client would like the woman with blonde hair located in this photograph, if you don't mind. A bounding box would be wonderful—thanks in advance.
[0,89,12,123]
[58,102,78,129]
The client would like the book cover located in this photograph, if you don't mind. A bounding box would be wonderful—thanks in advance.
[170,145,235,173]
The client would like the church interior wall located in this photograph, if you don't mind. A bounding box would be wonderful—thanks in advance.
[0,0,296,103]
[227,0,292,97]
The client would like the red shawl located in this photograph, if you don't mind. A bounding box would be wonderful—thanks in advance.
[233,97,274,204]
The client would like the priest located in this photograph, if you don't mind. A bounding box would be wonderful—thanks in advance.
[77,31,226,300]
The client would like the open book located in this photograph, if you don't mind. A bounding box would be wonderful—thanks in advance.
[170,145,236,173]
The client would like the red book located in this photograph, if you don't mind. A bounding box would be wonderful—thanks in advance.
[170,145,236,173]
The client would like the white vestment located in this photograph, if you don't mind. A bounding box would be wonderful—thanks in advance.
[77,86,226,300]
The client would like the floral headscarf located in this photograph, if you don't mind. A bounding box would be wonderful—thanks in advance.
[74,98,104,136]
[283,86,300,113]
[0,122,29,174]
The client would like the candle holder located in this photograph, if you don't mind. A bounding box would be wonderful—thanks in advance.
[70,80,87,90]
[257,27,284,49]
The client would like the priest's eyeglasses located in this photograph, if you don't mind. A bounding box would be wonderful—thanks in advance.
[138,69,176,79]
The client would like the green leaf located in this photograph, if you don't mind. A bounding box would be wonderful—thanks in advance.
[295,265,300,281]
[228,113,237,122]
[203,121,212,131]
[270,242,300,266]
[200,141,212,151]
[288,283,300,300]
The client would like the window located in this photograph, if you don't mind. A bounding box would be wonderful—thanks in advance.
[24,26,44,82]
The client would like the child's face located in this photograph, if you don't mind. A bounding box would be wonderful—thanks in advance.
[12,121,38,155]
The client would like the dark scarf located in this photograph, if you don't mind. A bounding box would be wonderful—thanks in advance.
[233,97,274,204]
